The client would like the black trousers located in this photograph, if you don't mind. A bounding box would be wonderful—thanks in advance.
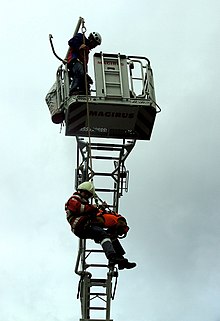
[68,60,86,93]
[74,224,126,257]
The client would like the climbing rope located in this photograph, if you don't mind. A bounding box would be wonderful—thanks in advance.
[49,34,66,64]
[81,20,94,181]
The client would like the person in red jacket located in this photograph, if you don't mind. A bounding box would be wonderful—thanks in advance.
[65,181,136,270]
[67,32,102,95]
[95,210,136,269]
[96,211,130,237]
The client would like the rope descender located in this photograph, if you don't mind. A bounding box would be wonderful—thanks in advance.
[81,20,87,34]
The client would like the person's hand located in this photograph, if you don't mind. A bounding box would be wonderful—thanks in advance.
[89,205,99,216]
[98,201,108,210]
[79,44,87,50]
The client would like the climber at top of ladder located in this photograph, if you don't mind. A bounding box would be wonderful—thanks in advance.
[65,181,136,270]
[67,30,102,96]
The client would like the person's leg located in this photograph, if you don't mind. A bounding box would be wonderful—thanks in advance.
[86,225,135,268]
[76,224,136,269]
[69,61,85,94]
[86,225,115,259]
[112,238,126,256]
[111,238,136,270]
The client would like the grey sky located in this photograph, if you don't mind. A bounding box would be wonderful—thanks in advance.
[1,0,220,320]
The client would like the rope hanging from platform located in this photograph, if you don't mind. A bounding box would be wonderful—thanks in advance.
[81,20,93,179]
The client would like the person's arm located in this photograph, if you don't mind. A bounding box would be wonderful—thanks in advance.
[68,33,83,50]
[66,195,98,216]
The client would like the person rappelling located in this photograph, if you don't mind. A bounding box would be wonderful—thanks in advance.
[65,181,136,270]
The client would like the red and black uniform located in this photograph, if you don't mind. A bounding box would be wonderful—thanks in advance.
[65,194,136,268]
[65,192,98,237]
[67,33,90,65]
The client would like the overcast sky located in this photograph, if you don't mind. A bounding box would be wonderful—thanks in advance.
[1,0,220,321]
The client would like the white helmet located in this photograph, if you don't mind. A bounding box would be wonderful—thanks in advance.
[89,32,102,45]
[77,181,95,196]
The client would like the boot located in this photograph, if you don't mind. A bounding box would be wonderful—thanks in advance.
[108,253,126,268]
[118,258,136,270]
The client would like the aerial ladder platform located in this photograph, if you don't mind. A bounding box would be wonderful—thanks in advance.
[46,17,160,321]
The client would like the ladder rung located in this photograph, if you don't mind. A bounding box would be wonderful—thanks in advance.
[90,143,125,148]
[92,156,119,160]
[103,56,120,60]
[86,264,108,269]
[92,173,112,177]
[85,249,104,253]
[106,82,121,86]
[89,307,107,310]
[90,146,122,151]
[91,279,106,283]
[95,187,117,190]
[132,77,143,80]
[104,70,119,73]
[106,94,123,97]
[80,319,113,321]
[90,292,107,296]
[90,279,107,287]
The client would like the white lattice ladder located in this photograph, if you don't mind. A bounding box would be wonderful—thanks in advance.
[94,52,130,99]
[73,136,135,321]
[75,137,135,211]
[101,53,123,98]
[75,238,118,321]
